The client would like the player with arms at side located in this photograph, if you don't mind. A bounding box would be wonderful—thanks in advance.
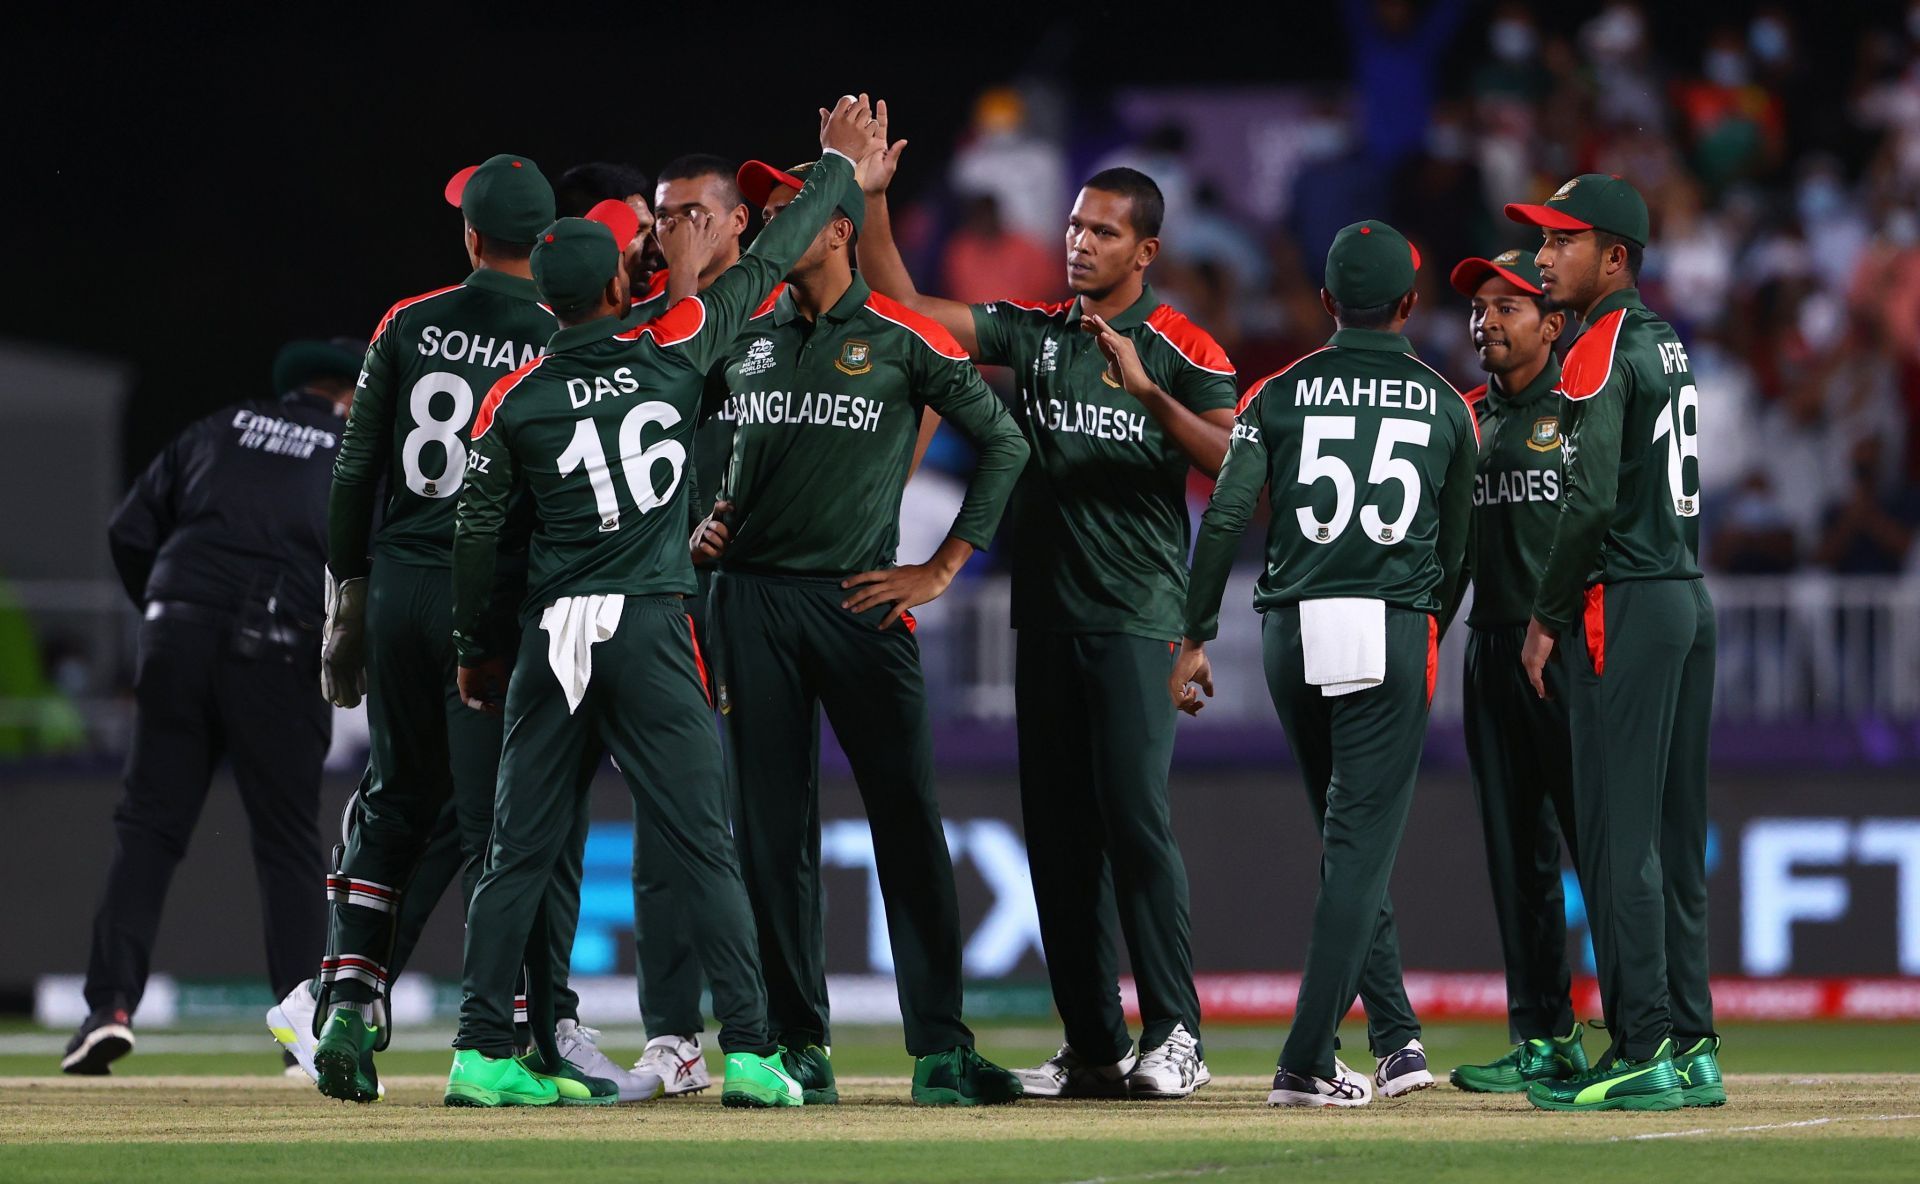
[858,106,1230,1100]
[1508,175,1720,1112]
[441,98,881,1110]
[689,153,1029,1106]
[1175,221,1477,1108]
[302,155,561,1104]
[1441,250,1592,1094]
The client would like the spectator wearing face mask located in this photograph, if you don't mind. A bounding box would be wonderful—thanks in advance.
[1673,27,1786,193]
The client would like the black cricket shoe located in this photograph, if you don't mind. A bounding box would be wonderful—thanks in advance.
[62,1008,135,1075]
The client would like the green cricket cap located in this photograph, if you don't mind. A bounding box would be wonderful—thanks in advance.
[1325,220,1421,308]
[737,158,862,233]
[444,154,556,244]
[1505,173,1649,247]
[1449,248,1545,297]
[531,200,641,312]
[272,337,364,396]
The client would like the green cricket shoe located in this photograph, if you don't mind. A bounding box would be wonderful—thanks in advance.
[1673,1036,1727,1107]
[912,1046,1023,1107]
[1451,1024,1590,1093]
[312,1003,382,1104]
[780,1044,839,1104]
[520,1052,620,1106]
[443,1049,560,1107]
[1526,1038,1684,1112]
[719,1051,803,1108]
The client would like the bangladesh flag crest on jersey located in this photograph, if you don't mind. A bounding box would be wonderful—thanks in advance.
[1528,416,1561,452]
[836,339,873,376]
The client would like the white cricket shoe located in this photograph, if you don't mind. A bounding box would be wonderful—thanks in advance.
[636,1034,710,1096]
[1128,1024,1210,1099]
[267,980,319,1083]
[1266,1057,1373,1108]
[558,1019,664,1102]
[1373,1038,1436,1098]
[1014,1043,1136,1098]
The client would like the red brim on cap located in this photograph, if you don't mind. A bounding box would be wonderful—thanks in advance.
[1504,202,1593,232]
[1448,257,1542,298]
[445,164,479,208]
[585,199,641,251]
[737,160,805,209]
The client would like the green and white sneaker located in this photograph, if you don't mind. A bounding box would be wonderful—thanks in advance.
[1526,1038,1684,1112]
[912,1046,1023,1106]
[1451,1024,1590,1093]
[1673,1036,1726,1107]
[780,1044,839,1104]
[520,1052,620,1106]
[719,1051,803,1108]
[443,1049,560,1107]
[312,1003,383,1104]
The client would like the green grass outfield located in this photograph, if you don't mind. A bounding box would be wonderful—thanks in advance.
[1,1022,1915,1183]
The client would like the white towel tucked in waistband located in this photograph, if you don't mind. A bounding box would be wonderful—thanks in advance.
[540,595,625,714]
[1298,597,1387,698]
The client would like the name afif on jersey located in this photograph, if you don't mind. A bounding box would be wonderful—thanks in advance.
[417,326,539,369]
[233,410,337,458]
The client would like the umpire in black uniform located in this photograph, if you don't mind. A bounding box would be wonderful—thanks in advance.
[63,339,362,1074]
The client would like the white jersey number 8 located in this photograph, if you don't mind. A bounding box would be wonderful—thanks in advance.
[400,371,475,499]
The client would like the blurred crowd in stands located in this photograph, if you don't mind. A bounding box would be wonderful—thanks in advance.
[900,0,1920,577]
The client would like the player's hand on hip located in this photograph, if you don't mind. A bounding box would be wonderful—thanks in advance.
[841,536,972,630]
[1170,640,1214,715]
[655,207,721,282]
[1522,617,1558,700]
[690,500,733,566]
[457,658,509,716]
[320,572,368,709]
[819,93,878,162]
[1080,314,1151,397]
[856,99,908,195]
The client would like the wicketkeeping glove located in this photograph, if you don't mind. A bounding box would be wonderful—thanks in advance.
[321,571,369,708]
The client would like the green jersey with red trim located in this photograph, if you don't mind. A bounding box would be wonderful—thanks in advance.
[449,151,855,661]
[1464,356,1565,629]
[970,284,1236,640]
[1183,328,1479,642]
[712,274,1027,575]
[1531,287,1701,631]
[329,268,556,576]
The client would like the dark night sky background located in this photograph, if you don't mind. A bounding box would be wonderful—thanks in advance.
[9,1,1858,479]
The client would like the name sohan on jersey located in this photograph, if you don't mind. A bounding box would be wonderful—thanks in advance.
[415,324,541,370]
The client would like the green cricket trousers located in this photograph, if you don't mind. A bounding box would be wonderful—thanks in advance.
[1463,624,1578,1042]
[1263,605,1432,1079]
[1564,578,1716,1062]
[713,568,972,1056]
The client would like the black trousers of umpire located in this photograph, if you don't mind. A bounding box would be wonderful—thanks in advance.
[84,615,328,1015]
[1463,624,1579,1043]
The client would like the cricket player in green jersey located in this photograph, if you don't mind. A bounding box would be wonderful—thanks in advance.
[857,106,1229,1100]
[309,154,562,1104]
[1175,220,1478,1108]
[442,98,880,1110]
[1508,175,1721,1113]
[687,156,1029,1107]
[1441,250,1593,1094]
